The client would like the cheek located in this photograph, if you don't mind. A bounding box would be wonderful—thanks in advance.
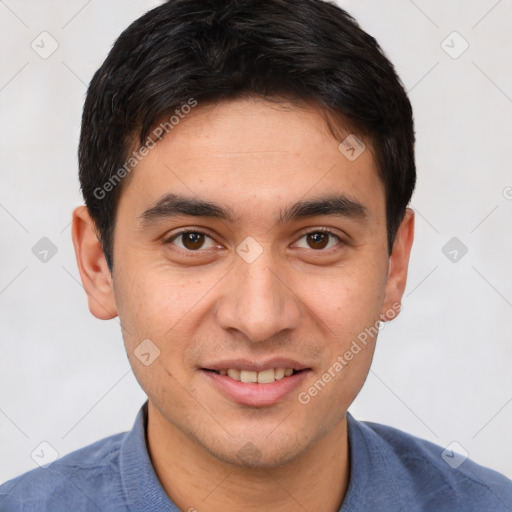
[295,331,375,432]
[303,260,387,335]
[114,268,218,388]
[115,269,204,338]
[114,271,200,397]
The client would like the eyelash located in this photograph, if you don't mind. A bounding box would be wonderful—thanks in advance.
[162,227,344,252]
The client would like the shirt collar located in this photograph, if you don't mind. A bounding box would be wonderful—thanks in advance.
[119,400,180,511]
[119,401,410,511]
[340,411,417,511]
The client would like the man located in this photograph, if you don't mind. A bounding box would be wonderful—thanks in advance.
[1,0,511,510]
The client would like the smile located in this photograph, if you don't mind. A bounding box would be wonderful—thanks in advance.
[210,368,298,383]
[201,363,311,407]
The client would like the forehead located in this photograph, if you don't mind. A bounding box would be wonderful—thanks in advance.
[117,97,385,225]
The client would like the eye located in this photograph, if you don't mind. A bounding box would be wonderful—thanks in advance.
[294,229,342,250]
[165,230,218,251]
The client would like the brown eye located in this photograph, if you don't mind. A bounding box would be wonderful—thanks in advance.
[181,232,205,250]
[295,230,341,250]
[307,232,329,249]
[167,231,216,251]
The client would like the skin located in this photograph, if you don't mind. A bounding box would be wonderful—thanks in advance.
[72,96,414,511]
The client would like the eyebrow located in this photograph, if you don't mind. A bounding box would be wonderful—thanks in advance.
[137,192,368,228]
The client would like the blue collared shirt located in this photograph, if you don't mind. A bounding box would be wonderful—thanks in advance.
[1,401,511,511]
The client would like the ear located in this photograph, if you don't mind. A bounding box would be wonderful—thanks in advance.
[71,205,118,320]
[380,207,414,321]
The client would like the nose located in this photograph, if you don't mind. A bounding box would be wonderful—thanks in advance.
[215,250,301,343]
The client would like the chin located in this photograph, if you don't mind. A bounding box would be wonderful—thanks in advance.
[205,433,308,470]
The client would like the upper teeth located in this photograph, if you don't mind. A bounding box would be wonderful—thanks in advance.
[220,368,294,383]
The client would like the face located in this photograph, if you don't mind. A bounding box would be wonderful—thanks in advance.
[73,96,413,469]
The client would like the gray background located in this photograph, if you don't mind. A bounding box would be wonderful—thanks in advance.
[1,0,511,483]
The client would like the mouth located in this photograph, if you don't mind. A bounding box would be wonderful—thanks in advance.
[199,360,312,407]
[202,367,305,383]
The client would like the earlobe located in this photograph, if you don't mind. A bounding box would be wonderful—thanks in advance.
[380,208,415,321]
[71,205,118,320]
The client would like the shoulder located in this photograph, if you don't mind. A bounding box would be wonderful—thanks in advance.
[349,415,512,511]
[0,432,129,512]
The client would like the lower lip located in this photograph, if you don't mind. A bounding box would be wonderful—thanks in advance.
[201,370,311,407]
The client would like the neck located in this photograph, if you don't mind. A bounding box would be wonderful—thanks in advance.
[146,401,350,512]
